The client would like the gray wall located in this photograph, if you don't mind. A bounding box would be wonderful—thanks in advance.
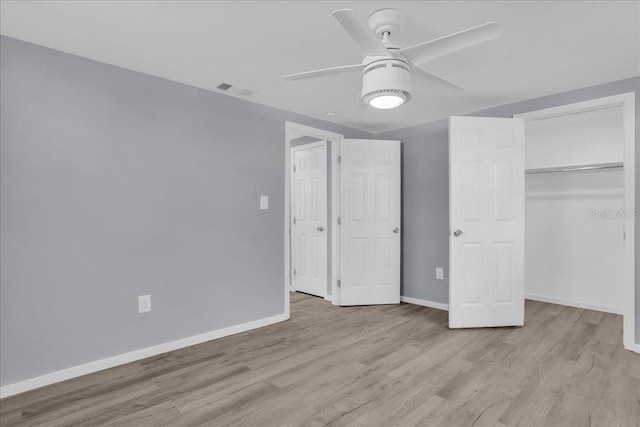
[381,77,640,343]
[2,34,638,388]
[0,36,370,386]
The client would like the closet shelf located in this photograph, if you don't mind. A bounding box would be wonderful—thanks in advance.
[525,162,623,175]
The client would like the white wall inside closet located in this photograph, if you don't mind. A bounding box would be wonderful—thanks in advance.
[525,105,625,313]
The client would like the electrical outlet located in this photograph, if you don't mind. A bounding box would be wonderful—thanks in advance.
[138,294,151,314]
[436,268,444,280]
[260,195,269,210]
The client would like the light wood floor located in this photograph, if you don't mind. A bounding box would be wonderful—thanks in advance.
[1,292,639,426]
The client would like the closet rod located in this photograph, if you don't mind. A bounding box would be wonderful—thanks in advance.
[525,162,623,175]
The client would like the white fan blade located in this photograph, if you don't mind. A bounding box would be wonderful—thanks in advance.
[333,9,389,57]
[282,64,362,81]
[401,22,502,66]
[411,66,464,91]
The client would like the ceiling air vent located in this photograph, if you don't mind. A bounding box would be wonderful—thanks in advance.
[215,82,255,97]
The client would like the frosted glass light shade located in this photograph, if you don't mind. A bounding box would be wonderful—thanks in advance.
[368,94,405,109]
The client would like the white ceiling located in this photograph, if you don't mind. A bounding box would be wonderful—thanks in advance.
[1,1,638,134]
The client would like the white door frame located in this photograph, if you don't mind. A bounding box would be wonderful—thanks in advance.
[330,134,342,306]
[284,122,343,316]
[290,140,328,297]
[514,92,637,353]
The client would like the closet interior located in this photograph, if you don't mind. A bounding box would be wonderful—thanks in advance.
[524,104,625,313]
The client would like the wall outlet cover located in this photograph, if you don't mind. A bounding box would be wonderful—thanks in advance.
[436,268,444,280]
[260,195,269,210]
[138,294,151,314]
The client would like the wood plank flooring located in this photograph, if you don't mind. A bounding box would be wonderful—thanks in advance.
[1,292,639,426]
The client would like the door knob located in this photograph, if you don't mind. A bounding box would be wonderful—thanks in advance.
[453,229,463,237]
[393,227,400,233]
[316,226,325,232]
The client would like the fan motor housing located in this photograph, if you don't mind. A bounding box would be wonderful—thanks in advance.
[361,59,412,106]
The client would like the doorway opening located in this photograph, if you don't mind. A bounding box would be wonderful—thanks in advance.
[515,93,637,352]
[284,122,342,317]
[284,122,403,311]
[448,93,637,353]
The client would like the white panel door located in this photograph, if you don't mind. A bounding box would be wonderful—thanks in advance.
[339,139,401,306]
[292,144,327,297]
[449,116,525,328]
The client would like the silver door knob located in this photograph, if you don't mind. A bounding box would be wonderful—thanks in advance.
[316,226,325,232]
[393,227,400,233]
[453,229,463,237]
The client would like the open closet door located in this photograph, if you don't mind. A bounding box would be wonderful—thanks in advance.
[339,139,401,306]
[449,116,525,328]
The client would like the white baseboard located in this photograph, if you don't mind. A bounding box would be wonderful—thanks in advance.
[624,342,640,353]
[0,313,288,399]
[401,296,449,311]
[524,293,623,315]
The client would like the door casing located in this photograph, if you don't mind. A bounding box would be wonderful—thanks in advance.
[284,122,343,315]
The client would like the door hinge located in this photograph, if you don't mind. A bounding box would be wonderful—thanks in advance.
[293,217,296,225]
[293,269,296,276]
[338,155,342,164]
[293,165,296,172]
[337,279,341,288]
[337,217,341,225]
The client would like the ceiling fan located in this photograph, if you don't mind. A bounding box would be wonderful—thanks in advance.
[283,8,502,109]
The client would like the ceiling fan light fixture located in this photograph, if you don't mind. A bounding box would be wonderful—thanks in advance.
[361,59,411,109]
[366,92,406,109]
[283,9,500,111]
